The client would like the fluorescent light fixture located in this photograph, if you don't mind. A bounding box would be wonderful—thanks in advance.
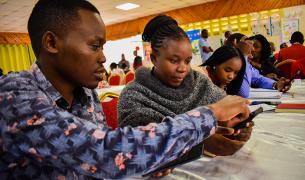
[116,3,139,10]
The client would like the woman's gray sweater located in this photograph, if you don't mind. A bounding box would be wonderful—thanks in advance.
[118,67,226,127]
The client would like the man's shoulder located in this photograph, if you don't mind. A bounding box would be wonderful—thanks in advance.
[0,71,37,92]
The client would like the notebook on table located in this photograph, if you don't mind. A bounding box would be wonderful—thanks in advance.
[275,103,305,113]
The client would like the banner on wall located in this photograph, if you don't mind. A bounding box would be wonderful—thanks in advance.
[282,18,299,43]
[186,29,201,55]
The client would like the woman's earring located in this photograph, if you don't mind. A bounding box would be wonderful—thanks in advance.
[212,66,216,70]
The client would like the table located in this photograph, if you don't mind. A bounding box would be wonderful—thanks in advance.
[145,81,305,180]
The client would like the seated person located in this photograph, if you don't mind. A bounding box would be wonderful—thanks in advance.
[249,34,283,80]
[133,55,143,71]
[278,31,305,62]
[201,45,246,95]
[108,62,124,84]
[226,33,292,98]
[118,15,253,158]
[0,1,251,179]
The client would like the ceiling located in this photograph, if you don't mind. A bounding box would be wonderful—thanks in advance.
[0,0,216,33]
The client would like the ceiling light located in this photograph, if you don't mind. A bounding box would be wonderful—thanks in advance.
[115,3,139,11]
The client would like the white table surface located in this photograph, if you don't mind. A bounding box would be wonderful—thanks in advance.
[136,81,305,180]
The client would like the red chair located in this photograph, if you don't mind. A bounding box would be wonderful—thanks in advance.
[275,59,296,79]
[124,71,135,84]
[291,58,305,79]
[108,74,121,85]
[100,92,119,129]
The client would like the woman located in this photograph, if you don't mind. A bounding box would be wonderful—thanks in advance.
[118,16,225,127]
[249,34,283,80]
[201,46,246,95]
[118,15,252,158]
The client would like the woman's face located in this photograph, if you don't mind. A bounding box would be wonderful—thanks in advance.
[251,40,262,61]
[152,38,192,88]
[214,57,242,87]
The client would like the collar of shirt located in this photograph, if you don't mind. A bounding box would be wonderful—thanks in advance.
[29,62,91,110]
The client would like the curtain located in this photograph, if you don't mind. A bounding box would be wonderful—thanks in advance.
[0,44,36,74]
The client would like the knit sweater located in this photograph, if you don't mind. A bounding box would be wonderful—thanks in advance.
[118,67,226,127]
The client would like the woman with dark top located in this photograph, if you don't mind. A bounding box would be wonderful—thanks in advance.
[201,46,246,95]
[249,34,283,80]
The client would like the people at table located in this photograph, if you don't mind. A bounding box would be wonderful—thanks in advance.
[225,33,292,98]
[118,15,253,160]
[0,0,250,179]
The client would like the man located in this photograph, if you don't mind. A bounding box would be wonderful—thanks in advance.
[198,29,213,63]
[278,31,305,62]
[223,30,231,46]
[118,53,130,73]
[0,0,250,179]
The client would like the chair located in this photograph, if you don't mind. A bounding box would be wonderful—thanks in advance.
[275,59,296,79]
[108,74,121,85]
[124,71,135,84]
[99,92,119,129]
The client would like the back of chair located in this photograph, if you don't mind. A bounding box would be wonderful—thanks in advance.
[99,92,119,129]
[108,75,121,85]
[125,72,135,84]
[101,98,118,129]
[275,59,296,79]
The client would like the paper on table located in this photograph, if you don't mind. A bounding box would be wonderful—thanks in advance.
[249,91,282,99]
[250,88,278,92]
[249,104,276,112]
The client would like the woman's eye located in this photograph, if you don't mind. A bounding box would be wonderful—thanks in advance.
[170,59,178,64]
[91,45,101,51]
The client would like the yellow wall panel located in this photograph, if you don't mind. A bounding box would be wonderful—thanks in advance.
[0,44,36,74]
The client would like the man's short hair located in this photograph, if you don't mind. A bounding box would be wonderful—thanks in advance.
[28,0,100,57]
[290,31,304,44]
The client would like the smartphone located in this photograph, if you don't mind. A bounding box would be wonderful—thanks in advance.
[234,107,263,130]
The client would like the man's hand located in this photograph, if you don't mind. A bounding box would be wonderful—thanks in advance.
[275,77,292,92]
[207,95,250,127]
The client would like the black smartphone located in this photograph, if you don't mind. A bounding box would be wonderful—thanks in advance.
[234,107,263,130]
[142,141,204,177]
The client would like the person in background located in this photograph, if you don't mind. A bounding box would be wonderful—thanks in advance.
[226,33,292,98]
[269,41,276,53]
[278,31,305,62]
[118,53,130,71]
[201,46,246,95]
[274,42,288,61]
[133,55,143,71]
[0,68,3,77]
[198,29,213,63]
[118,15,253,159]
[0,0,250,179]
[249,34,283,80]
[223,30,232,46]
[280,42,288,49]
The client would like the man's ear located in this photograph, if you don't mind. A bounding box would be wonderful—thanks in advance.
[41,31,60,54]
